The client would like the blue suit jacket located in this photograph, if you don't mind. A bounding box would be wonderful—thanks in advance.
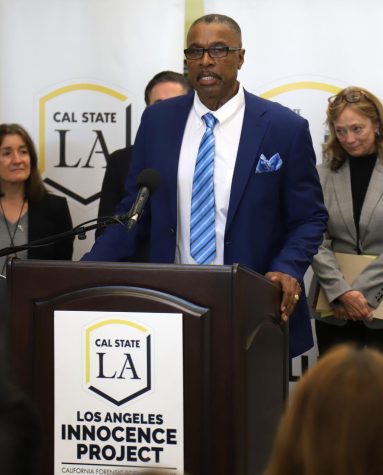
[84,90,328,357]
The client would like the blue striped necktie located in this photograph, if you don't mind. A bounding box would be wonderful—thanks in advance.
[190,112,218,265]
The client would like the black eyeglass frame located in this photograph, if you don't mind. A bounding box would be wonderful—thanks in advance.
[184,46,242,60]
[328,90,373,108]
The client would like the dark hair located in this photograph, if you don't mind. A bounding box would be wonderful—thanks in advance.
[264,345,383,475]
[189,13,242,45]
[324,86,383,170]
[0,123,47,201]
[144,71,191,106]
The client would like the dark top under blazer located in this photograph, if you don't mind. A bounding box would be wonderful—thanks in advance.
[28,193,73,260]
[83,90,328,357]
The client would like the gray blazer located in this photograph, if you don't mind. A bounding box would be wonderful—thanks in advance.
[311,158,383,328]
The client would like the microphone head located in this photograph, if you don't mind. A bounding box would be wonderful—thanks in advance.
[136,168,161,194]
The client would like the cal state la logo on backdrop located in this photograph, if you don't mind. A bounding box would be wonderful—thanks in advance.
[84,318,152,406]
[255,76,345,164]
[38,81,132,205]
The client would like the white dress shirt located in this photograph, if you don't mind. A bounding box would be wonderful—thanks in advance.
[175,84,245,264]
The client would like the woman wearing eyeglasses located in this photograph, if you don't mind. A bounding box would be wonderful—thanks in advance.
[311,86,383,355]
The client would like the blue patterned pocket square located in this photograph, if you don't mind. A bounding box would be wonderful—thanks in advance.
[255,153,283,173]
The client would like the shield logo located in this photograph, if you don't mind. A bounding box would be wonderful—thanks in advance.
[84,318,152,406]
[38,81,132,205]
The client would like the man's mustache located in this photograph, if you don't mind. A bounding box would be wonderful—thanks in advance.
[197,71,222,81]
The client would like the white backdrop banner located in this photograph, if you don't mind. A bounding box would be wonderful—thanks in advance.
[0,0,185,259]
[204,0,383,161]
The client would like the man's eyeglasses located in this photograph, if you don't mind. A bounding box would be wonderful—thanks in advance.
[184,46,241,60]
[328,90,373,108]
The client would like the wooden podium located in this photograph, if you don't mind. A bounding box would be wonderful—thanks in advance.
[6,259,288,475]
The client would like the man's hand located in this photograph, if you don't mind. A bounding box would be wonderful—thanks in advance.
[265,271,302,322]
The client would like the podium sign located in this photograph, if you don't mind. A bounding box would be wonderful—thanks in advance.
[54,310,184,473]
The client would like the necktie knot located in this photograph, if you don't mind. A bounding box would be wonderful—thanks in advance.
[203,112,217,130]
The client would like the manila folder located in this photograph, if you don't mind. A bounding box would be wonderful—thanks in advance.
[315,252,383,319]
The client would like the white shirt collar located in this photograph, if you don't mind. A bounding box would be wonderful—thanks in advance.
[193,83,245,127]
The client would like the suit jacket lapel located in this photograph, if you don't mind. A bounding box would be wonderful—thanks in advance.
[226,92,269,231]
[332,161,357,241]
[359,158,383,242]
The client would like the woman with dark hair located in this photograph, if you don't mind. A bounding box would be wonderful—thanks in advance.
[263,345,383,475]
[311,86,383,354]
[0,123,73,275]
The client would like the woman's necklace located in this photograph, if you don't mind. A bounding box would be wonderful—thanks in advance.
[0,197,26,247]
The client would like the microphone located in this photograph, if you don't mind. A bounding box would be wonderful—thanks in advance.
[124,168,161,230]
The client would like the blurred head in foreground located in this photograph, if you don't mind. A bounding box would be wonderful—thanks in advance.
[264,344,383,475]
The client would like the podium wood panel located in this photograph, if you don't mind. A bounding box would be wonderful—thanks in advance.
[7,259,288,475]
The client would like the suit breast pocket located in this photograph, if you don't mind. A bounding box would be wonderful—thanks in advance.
[253,168,283,184]
[249,170,283,208]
